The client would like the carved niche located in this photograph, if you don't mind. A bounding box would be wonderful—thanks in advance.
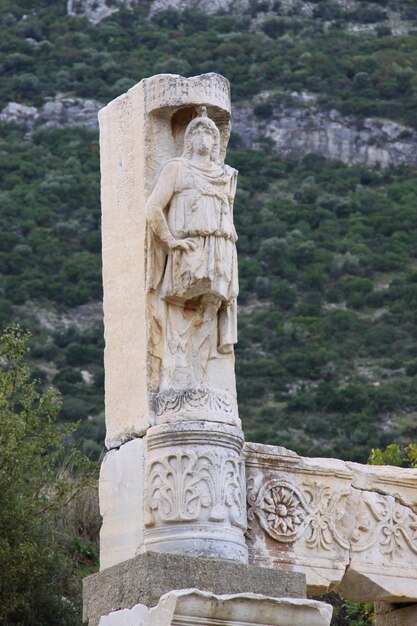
[146,107,239,422]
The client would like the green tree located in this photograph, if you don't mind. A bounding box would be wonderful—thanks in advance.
[0,326,95,624]
[369,443,417,468]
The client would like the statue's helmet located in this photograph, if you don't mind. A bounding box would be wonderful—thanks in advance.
[183,106,221,161]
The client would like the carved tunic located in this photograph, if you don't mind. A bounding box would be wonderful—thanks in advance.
[148,157,238,306]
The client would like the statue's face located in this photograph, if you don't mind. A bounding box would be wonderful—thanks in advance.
[191,126,214,157]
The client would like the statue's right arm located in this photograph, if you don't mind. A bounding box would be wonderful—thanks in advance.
[146,162,178,248]
[146,162,196,252]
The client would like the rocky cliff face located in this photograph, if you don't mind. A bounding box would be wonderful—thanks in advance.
[233,93,417,169]
[66,0,249,22]
[66,0,413,28]
[67,0,123,24]
[3,92,417,170]
[65,0,361,22]
[0,96,101,130]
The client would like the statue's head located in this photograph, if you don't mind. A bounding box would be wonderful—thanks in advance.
[183,107,220,161]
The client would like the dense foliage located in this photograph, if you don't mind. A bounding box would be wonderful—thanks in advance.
[233,147,417,460]
[1,0,417,126]
[0,327,98,625]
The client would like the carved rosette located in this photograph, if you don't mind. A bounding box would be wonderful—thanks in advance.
[351,493,417,558]
[247,478,349,551]
[144,421,248,563]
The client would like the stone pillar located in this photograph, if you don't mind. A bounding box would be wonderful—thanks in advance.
[144,422,247,562]
[86,73,333,626]
[99,73,246,567]
[99,73,234,450]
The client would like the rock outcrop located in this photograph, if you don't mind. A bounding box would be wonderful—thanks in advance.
[3,91,417,170]
[65,0,412,29]
[67,0,119,24]
[67,0,251,22]
[65,0,361,23]
[0,102,40,129]
[149,0,248,16]
[233,93,417,169]
[0,96,101,131]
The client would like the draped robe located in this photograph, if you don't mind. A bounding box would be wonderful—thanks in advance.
[147,157,238,355]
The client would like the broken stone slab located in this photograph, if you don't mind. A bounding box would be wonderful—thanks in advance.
[244,443,353,594]
[336,465,417,603]
[346,462,417,512]
[83,552,306,626]
[98,589,332,626]
[244,443,417,602]
[338,493,417,602]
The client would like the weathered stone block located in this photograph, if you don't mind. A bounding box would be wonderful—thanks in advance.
[83,552,306,626]
[100,73,233,450]
[245,443,353,594]
[99,438,145,570]
[337,463,417,603]
[244,443,417,603]
[375,602,417,626]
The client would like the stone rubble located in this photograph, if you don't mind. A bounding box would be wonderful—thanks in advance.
[98,589,333,626]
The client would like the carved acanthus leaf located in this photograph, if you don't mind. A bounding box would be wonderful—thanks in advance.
[351,494,417,558]
[145,450,246,530]
[152,387,237,417]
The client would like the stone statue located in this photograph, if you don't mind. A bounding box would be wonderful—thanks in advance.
[146,107,238,391]
[99,75,247,568]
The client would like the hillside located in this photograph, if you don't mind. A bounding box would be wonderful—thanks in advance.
[1,0,417,464]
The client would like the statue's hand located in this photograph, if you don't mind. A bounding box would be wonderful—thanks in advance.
[169,238,197,252]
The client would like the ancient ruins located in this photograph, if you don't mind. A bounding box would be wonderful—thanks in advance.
[83,73,417,626]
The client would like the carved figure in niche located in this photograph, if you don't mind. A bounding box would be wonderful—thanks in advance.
[146,107,238,391]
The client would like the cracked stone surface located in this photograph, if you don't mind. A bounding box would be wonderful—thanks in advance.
[244,443,417,602]
[98,589,332,626]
